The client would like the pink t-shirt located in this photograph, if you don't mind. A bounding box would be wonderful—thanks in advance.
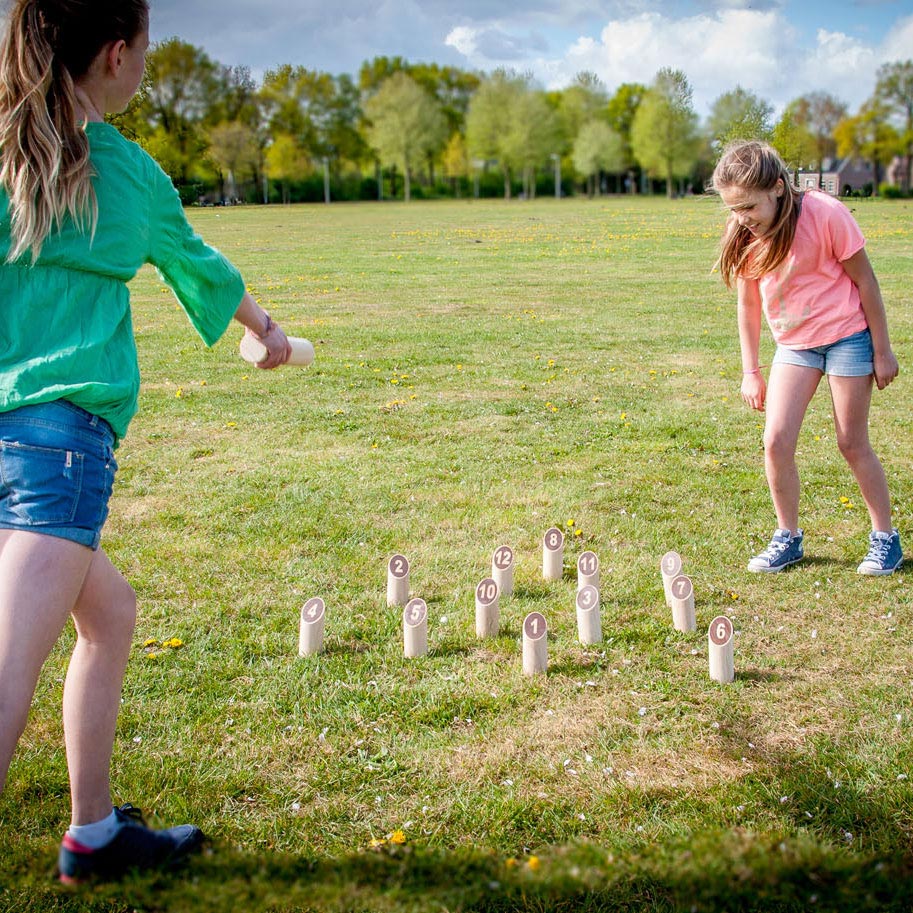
[758,190,867,349]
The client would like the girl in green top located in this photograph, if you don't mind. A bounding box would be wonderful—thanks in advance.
[0,0,291,882]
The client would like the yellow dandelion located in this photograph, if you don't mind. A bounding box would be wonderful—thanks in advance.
[368,837,386,848]
[146,652,159,660]
[143,638,158,648]
[162,637,184,649]
[840,496,850,504]
[574,529,582,537]
[505,857,517,868]
[175,388,183,398]
[388,830,407,845]
[620,411,627,420]
[527,856,541,871]
[567,519,575,528]
[225,421,237,428]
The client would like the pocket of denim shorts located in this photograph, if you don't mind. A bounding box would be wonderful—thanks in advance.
[0,441,85,525]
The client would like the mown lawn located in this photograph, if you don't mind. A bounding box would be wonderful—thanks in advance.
[2,195,912,912]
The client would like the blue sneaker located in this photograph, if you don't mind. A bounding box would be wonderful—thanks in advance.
[58,804,204,884]
[748,528,804,572]
[857,528,903,576]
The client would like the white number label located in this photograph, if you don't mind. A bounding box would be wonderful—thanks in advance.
[388,554,409,578]
[302,596,325,623]
[493,545,514,570]
[671,574,693,600]
[661,551,682,576]
[404,598,427,627]
[578,551,598,575]
[524,611,547,640]
[544,527,564,551]
[709,615,733,646]
[576,585,599,612]
[476,577,499,605]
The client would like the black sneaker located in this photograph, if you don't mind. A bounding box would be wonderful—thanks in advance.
[57,804,204,884]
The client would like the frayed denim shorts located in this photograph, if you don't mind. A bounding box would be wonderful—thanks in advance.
[0,400,117,550]
[772,328,874,377]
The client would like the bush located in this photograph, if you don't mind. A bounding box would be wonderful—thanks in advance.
[879,183,906,199]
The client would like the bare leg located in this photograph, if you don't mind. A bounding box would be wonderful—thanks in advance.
[828,374,893,532]
[762,364,823,532]
[0,530,94,795]
[64,549,136,825]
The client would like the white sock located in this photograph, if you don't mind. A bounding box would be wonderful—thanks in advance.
[67,808,121,849]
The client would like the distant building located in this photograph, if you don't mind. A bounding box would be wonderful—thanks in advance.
[791,155,906,196]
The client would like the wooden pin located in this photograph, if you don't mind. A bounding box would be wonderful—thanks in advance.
[298,597,326,656]
[660,550,682,607]
[386,554,410,607]
[670,573,696,632]
[491,545,514,597]
[542,527,564,580]
[475,577,500,638]
[403,598,428,658]
[522,611,548,675]
[575,584,602,644]
[577,550,599,591]
[708,615,734,684]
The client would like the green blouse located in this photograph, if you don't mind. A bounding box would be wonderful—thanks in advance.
[0,122,245,444]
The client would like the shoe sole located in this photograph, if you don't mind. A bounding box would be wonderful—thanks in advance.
[747,557,803,573]
[58,830,205,884]
[857,559,903,576]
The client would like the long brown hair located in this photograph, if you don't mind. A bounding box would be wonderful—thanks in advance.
[712,140,802,289]
[0,0,148,263]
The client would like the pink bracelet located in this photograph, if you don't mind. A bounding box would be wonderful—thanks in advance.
[742,367,763,375]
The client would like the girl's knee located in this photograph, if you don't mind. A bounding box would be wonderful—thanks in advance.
[763,428,797,463]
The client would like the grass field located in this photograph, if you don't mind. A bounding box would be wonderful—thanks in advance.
[2,196,912,912]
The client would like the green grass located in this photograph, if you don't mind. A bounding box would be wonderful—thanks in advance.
[2,196,913,912]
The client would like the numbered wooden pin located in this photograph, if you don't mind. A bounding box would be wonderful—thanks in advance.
[403,598,428,658]
[298,597,326,657]
[670,574,696,632]
[575,584,602,645]
[386,554,410,607]
[491,545,514,597]
[577,550,599,591]
[542,527,564,580]
[708,615,734,684]
[475,577,500,638]
[660,551,682,606]
[522,611,548,676]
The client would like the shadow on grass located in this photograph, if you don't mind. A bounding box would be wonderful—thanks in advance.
[4,833,913,913]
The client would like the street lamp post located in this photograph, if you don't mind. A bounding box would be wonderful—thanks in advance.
[550,154,561,199]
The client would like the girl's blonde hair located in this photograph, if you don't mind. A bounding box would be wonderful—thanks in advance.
[0,0,148,263]
[711,140,802,289]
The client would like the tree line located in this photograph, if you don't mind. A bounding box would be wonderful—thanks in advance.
[113,41,913,203]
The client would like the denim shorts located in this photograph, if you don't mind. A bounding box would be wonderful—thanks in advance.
[772,328,873,377]
[0,400,117,550]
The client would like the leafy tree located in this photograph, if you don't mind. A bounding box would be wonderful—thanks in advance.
[207,121,260,200]
[606,83,647,190]
[363,72,447,201]
[874,60,913,192]
[708,87,773,149]
[835,100,900,193]
[500,88,560,198]
[466,69,526,198]
[771,101,817,175]
[572,120,624,195]
[138,38,223,184]
[442,132,469,195]
[630,69,700,197]
[791,91,848,179]
[557,72,608,152]
[266,133,311,203]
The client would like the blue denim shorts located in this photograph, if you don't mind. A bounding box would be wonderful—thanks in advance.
[772,329,873,377]
[0,401,117,550]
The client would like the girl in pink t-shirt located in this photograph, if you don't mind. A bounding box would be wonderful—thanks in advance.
[712,141,902,575]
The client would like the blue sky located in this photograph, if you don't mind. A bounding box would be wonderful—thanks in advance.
[149,0,913,117]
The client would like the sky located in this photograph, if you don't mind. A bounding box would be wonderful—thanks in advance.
[149,0,913,117]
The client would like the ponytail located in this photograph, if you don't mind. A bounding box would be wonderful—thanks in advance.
[0,0,148,263]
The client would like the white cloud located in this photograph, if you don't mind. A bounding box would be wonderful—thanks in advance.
[445,26,479,57]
